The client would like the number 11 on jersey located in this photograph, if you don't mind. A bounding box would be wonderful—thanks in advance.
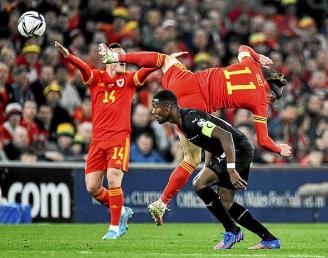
[223,67,256,94]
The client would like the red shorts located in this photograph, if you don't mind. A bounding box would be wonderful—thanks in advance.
[162,64,209,112]
[85,133,130,173]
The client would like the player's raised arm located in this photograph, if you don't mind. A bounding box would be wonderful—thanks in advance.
[54,41,93,85]
[238,45,273,68]
[133,67,159,87]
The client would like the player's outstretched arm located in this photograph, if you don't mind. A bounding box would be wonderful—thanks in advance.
[238,45,273,67]
[54,41,93,85]
[254,121,292,156]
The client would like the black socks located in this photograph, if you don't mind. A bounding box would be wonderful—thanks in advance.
[229,202,277,241]
[196,186,239,233]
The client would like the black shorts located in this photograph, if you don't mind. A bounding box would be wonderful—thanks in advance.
[205,149,254,190]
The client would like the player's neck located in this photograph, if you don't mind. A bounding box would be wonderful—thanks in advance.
[170,107,182,128]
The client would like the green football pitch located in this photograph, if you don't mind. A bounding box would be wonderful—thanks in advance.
[1,223,327,258]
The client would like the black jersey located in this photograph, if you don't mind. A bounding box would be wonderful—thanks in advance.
[179,108,254,156]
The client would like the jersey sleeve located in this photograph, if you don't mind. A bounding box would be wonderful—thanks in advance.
[252,105,281,154]
[238,45,260,63]
[66,54,94,86]
[132,67,159,87]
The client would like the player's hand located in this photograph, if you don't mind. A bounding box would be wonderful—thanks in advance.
[259,54,273,68]
[54,41,69,58]
[170,52,188,59]
[279,144,292,157]
[228,168,247,190]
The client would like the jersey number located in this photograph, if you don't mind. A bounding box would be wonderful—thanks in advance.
[112,147,124,160]
[102,90,116,103]
[223,67,256,94]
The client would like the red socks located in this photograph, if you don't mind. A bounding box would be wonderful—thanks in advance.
[94,187,110,207]
[108,187,124,226]
[118,52,166,68]
[160,161,196,205]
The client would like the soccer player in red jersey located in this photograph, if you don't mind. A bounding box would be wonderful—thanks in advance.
[99,44,292,225]
[54,41,157,239]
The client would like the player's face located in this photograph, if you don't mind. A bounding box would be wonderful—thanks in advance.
[152,103,170,124]
[108,48,126,73]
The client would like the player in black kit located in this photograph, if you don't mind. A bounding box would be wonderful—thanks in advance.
[152,90,280,250]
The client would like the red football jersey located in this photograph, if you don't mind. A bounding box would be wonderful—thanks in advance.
[196,59,270,117]
[67,54,157,141]
[87,70,137,141]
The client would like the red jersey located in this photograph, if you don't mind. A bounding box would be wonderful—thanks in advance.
[67,54,157,141]
[195,46,280,153]
[197,59,269,117]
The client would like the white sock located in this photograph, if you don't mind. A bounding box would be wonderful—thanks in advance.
[109,225,119,232]
[120,206,126,216]
[159,199,167,208]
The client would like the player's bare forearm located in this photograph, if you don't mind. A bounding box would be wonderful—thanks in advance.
[211,127,236,163]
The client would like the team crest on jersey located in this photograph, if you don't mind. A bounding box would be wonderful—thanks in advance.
[197,118,205,127]
[116,79,125,87]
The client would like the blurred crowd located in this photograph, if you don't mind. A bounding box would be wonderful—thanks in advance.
[0,0,327,165]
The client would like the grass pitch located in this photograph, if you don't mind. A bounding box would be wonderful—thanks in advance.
[0,223,327,258]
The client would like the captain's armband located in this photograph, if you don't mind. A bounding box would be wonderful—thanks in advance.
[201,121,216,137]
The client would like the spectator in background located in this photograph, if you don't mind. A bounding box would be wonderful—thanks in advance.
[11,66,35,104]
[0,62,15,124]
[130,132,165,163]
[131,104,156,142]
[20,100,40,144]
[169,139,184,165]
[77,121,92,148]
[0,103,22,145]
[269,102,298,157]
[16,44,41,83]
[56,64,81,114]
[35,104,53,142]
[73,96,92,124]
[20,146,38,162]
[43,82,72,141]
[30,65,55,106]
[3,126,29,160]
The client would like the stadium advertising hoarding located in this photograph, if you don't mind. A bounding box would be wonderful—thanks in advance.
[0,163,327,223]
[0,166,74,222]
[74,167,328,223]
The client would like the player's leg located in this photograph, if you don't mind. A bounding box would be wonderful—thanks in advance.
[148,133,201,225]
[85,170,108,206]
[220,152,280,249]
[85,141,109,207]
[102,136,133,240]
[102,167,125,240]
[193,164,243,250]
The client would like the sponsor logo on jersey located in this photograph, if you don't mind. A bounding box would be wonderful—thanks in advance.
[116,79,125,87]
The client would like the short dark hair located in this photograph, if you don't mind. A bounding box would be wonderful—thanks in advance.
[262,68,287,99]
[153,90,178,105]
[108,43,123,49]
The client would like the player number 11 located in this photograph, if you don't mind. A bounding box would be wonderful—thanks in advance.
[223,67,256,94]
[102,90,116,103]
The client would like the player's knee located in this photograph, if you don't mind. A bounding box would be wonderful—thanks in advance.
[107,169,123,187]
[85,183,101,196]
[220,194,233,210]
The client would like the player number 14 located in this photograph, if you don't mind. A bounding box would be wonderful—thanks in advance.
[102,90,116,103]
[223,67,256,94]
